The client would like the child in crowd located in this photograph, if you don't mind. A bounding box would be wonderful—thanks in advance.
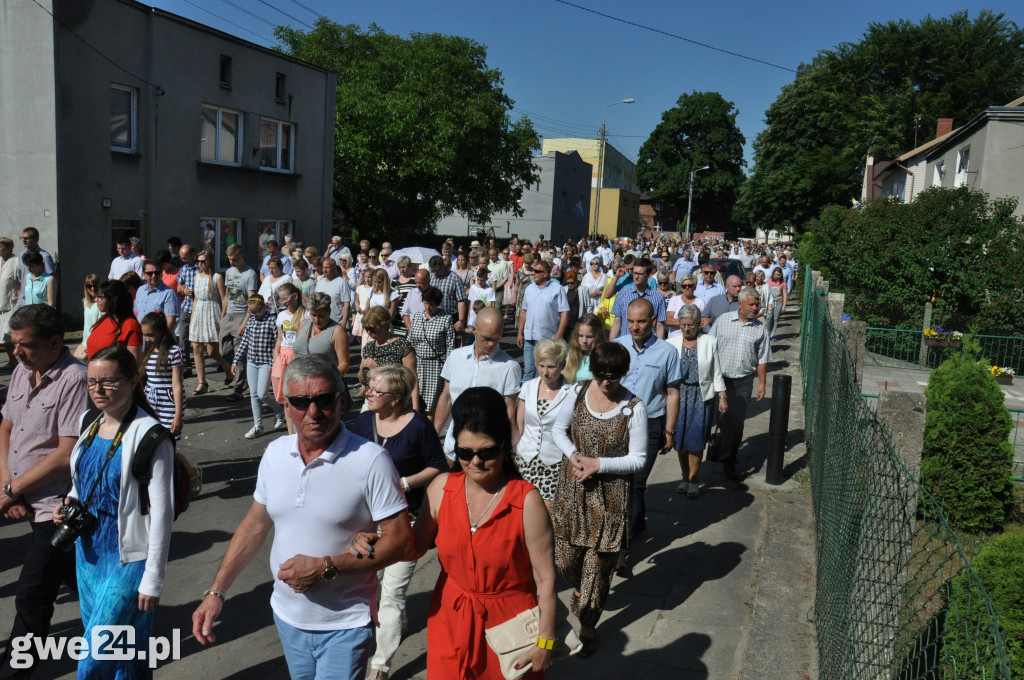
[467,267,495,330]
[232,295,285,439]
[139,312,185,439]
[352,268,373,342]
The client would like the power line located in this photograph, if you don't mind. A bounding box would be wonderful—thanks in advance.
[286,0,327,20]
[30,0,166,94]
[217,0,279,28]
[552,0,797,73]
[255,0,314,29]
[180,0,277,44]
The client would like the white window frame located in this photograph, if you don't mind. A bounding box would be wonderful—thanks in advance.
[258,117,295,173]
[200,217,241,271]
[257,220,293,262]
[111,84,137,153]
[955,147,970,187]
[932,162,944,187]
[201,105,243,166]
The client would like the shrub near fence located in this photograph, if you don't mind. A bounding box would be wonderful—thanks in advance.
[801,272,1010,679]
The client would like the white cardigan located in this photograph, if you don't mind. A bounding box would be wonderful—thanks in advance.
[516,377,573,465]
[69,407,175,597]
[667,334,727,402]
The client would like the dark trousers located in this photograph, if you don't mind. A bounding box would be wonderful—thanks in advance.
[629,415,666,541]
[0,521,78,679]
[177,309,192,362]
[718,374,755,467]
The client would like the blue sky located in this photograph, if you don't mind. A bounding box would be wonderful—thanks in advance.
[153,0,1022,165]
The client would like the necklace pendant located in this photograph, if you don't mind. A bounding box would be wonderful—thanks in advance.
[470,523,478,534]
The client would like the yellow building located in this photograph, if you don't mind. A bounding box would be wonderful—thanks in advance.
[542,138,640,239]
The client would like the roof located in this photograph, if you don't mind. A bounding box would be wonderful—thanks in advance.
[894,94,1023,163]
[925,104,1024,161]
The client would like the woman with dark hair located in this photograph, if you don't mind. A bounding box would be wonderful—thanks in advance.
[22,251,55,307]
[55,346,174,679]
[356,387,557,678]
[86,279,143,362]
[551,341,648,657]
[406,286,454,417]
[120,271,144,300]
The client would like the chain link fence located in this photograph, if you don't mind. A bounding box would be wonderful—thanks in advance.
[800,273,1011,679]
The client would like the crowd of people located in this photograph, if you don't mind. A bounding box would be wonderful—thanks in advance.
[0,229,797,679]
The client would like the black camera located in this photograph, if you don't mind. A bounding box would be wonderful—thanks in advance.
[51,499,97,552]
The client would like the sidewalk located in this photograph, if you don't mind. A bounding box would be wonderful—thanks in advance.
[0,305,818,679]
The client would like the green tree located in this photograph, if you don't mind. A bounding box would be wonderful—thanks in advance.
[739,10,1024,233]
[275,20,540,243]
[635,91,745,233]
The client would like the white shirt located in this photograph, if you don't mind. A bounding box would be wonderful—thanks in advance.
[254,427,407,630]
[551,384,648,474]
[516,378,572,465]
[666,295,706,338]
[109,254,145,280]
[440,345,522,457]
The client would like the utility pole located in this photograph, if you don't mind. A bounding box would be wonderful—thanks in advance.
[592,98,634,238]
[684,164,710,241]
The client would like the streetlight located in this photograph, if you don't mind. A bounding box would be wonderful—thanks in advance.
[592,98,635,238]
[684,164,710,241]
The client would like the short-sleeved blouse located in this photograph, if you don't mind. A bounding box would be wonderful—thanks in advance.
[86,316,143,358]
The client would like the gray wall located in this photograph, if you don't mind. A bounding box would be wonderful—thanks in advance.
[51,0,336,313]
[435,150,592,244]
[0,0,60,255]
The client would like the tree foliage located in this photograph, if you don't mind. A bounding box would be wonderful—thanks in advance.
[799,187,1024,336]
[738,10,1024,233]
[275,20,540,243]
[636,91,745,232]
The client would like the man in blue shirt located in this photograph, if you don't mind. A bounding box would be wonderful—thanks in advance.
[609,258,666,340]
[614,298,681,554]
[694,264,724,303]
[517,258,569,381]
[260,240,294,280]
[136,260,181,334]
[176,244,199,367]
[671,251,695,290]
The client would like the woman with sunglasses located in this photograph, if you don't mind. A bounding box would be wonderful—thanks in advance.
[581,258,607,314]
[0,237,21,365]
[86,280,144,363]
[188,250,233,395]
[551,341,647,657]
[57,346,174,679]
[357,306,418,412]
[72,274,101,362]
[351,365,446,680]
[292,292,351,411]
[665,274,705,338]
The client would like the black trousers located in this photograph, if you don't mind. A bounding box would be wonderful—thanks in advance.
[0,521,78,679]
[717,374,755,467]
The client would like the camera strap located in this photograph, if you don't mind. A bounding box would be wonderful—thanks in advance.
[75,414,132,510]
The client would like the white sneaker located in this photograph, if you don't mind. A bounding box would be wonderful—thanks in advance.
[244,425,264,440]
[273,415,286,431]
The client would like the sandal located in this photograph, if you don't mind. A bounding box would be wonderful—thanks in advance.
[224,371,234,386]
[192,382,209,396]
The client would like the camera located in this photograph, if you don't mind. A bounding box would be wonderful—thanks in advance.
[51,499,97,552]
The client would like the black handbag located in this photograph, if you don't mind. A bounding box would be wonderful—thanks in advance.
[705,423,724,462]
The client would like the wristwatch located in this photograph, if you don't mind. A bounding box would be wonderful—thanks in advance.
[321,556,338,581]
[3,481,16,500]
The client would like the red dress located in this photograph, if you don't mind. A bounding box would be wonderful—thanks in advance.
[427,474,544,679]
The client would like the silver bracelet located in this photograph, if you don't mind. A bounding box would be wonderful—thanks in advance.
[204,589,226,602]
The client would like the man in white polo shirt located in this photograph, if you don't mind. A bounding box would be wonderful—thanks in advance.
[192,354,411,680]
[434,308,520,461]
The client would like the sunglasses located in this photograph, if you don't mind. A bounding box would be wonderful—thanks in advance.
[197,259,208,264]
[287,392,339,410]
[144,271,159,277]
[532,269,545,273]
[454,445,503,462]
[681,283,696,289]
[594,373,621,384]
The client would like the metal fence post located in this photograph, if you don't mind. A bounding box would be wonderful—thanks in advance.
[919,302,932,367]
[766,374,791,484]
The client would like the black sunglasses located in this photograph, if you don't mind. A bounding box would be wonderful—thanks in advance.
[454,445,503,462]
[287,392,339,410]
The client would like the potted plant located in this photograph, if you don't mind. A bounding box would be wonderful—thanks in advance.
[990,365,1015,385]
[923,326,963,349]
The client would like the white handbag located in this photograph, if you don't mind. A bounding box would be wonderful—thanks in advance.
[484,606,582,680]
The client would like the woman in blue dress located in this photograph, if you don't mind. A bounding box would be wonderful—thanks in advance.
[56,345,175,679]
[666,304,727,498]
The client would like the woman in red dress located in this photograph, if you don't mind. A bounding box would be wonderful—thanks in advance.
[416,386,557,679]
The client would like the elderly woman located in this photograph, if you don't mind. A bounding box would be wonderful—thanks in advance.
[551,342,648,656]
[667,304,727,497]
[357,306,418,412]
[407,286,455,416]
[513,339,572,511]
[351,365,447,680]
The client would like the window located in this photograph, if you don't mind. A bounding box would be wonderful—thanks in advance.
[275,73,286,102]
[200,217,240,271]
[219,55,232,89]
[932,162,944,187]
[258,220,292,262]
[111,85,137,152]
[955,147,970,187]
[201,105,242,165]
[258,118,294,172]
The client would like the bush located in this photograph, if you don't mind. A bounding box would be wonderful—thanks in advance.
[920,352,1014,532]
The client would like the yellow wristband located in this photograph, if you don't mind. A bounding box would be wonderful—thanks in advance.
[536,636,557,651]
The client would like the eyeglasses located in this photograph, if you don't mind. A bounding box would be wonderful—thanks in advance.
[365,388,394,398]
[196,259,208,264]
[287,392,339,410]
[454,445,503,461]
[681,283,696,289]
[532,269,546,273]
[703,271,716,276]
[93,295,106,300]
[593,373,621,384]
[144,271,159,277]
[86,284,98,290]
[658,281,669,286]
[81,377,123,391]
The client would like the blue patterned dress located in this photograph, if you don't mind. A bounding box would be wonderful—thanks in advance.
[74,436,153,679]
[673,343,713,452]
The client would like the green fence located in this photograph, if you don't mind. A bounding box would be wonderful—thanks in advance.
[801,273,1011,679]
[864,327,1024,373]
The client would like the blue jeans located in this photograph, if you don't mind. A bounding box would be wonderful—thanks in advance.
[630,415,666,542]
[273,614,373,680]
[522,339,537,381]
[246,361,282,428]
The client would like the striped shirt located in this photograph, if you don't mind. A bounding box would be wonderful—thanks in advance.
[144,345,185,436]
[429,269,467,319]
[708,311,772,378]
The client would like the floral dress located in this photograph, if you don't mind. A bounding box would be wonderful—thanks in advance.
[189,274,221,344]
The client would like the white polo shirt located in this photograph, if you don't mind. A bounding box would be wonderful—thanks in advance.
[254,425,407,630]
[439,345,522,457]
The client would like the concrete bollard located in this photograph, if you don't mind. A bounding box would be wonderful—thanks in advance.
[766,374,792,485]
